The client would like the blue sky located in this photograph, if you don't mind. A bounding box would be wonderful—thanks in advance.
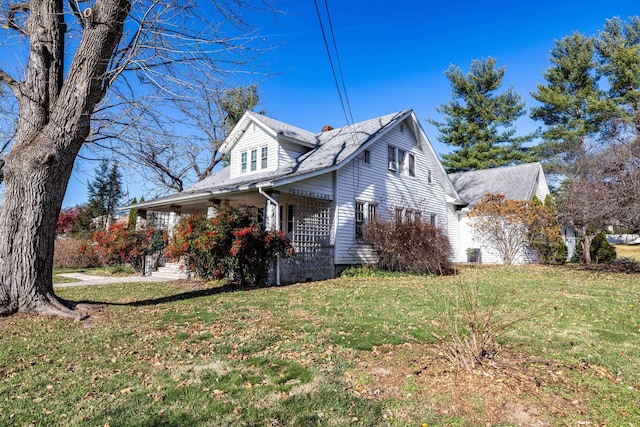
[34,1,640,205]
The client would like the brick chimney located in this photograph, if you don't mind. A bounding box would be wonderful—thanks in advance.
[321,125,334,132]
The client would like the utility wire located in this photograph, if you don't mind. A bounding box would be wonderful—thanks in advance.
[322,0,355,127]
[313,0,355,129]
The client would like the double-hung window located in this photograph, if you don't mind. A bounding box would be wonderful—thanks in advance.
[407,153,415,177]
[388,146,398,171]
[355,201,378,241]
[261,147,268,169]
[355,201,365,240]
[398,149,406,174]
[388,145,415,177]
[250,149,257,171]
[241,151,247,173]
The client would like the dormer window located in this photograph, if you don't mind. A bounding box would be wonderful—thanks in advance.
[261,147,268,169]
[240,146,269,174]
[241,152,247,173]
[250,149,257,171]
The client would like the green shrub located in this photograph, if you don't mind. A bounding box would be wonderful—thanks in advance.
[575,230,617,264]
[167,204,293,285]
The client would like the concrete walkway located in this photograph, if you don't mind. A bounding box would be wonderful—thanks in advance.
[54,272,180,288]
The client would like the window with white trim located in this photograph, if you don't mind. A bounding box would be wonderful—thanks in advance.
[387,145,397,171]
[388,145,415,177]
[395,208,423,224]
[407,153,415,177]
[363,149,371,165]
[355,200,378,241]
[261,146,268,169]
[355,201,365,240]
[241,151,247,173]
[368,203,377,223]
[250,149,257,171]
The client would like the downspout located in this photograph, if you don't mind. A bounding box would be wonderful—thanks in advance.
[258,187,281,285]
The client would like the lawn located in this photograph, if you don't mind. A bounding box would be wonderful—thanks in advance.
[614,244,640,262]
[2,265,640,426]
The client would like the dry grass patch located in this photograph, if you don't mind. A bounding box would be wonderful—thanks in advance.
[614,243,640,261]
[344,342,598,426]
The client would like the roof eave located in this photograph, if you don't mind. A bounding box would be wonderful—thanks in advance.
[277,133,317,148]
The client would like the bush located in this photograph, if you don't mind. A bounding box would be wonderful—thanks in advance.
[166,204,293,285]
[53,237,100,269]
[575,230,617,264]
[88,223,167,272]
[366,220,451,275]
[529,195,567,265]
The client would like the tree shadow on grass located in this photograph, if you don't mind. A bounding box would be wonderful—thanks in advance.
[69,281,298,308]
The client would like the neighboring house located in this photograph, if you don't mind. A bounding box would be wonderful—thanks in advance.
[449,163,551,264]
[128,109,550,282]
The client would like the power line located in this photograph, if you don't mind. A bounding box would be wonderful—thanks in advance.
[313,0,355,128]
[321,0,355,127]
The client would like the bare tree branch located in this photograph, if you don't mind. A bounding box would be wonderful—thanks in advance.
[6,2,29,35]
[0,69,20,97]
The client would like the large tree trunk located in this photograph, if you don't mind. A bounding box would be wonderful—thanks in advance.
[0,133,81,317]
[0,0,130,317]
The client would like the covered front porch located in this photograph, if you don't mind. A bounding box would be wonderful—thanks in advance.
[130,188,336,284]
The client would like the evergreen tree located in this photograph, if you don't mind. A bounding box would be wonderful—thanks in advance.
[530,32,610,178]
[596,16,640,140]
[127,197,138,230]
[221,84,261,134]
[86,160,123,230]
[429,57,536,173]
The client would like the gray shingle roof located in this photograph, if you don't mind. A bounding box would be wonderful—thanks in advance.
[449,163,543,207]
[249,112,318,145]
[189,109,412,193]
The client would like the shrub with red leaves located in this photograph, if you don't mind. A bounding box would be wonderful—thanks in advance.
[88,223,167,272]
[167,204,293,284]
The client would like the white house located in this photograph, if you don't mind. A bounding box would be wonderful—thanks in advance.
[448,163,550,264]
[129,109,550,282]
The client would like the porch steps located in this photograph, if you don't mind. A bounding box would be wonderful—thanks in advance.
[151,262,187,280]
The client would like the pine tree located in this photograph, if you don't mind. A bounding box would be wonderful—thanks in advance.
[596,16,640,139]
[530,32,610,178]
[429,57,536,173]
[86,160,123,230]
[127,197,138,230]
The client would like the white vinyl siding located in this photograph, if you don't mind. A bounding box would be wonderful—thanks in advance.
[229,124,278,178]
[278,140,312,167]
[335,122,449,265]
[279,173,334,199]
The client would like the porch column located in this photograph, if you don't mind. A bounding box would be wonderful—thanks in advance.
[264,191,280,231]
[207,199,221,219]
[168,205,181,238]
[135,209,148,230]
